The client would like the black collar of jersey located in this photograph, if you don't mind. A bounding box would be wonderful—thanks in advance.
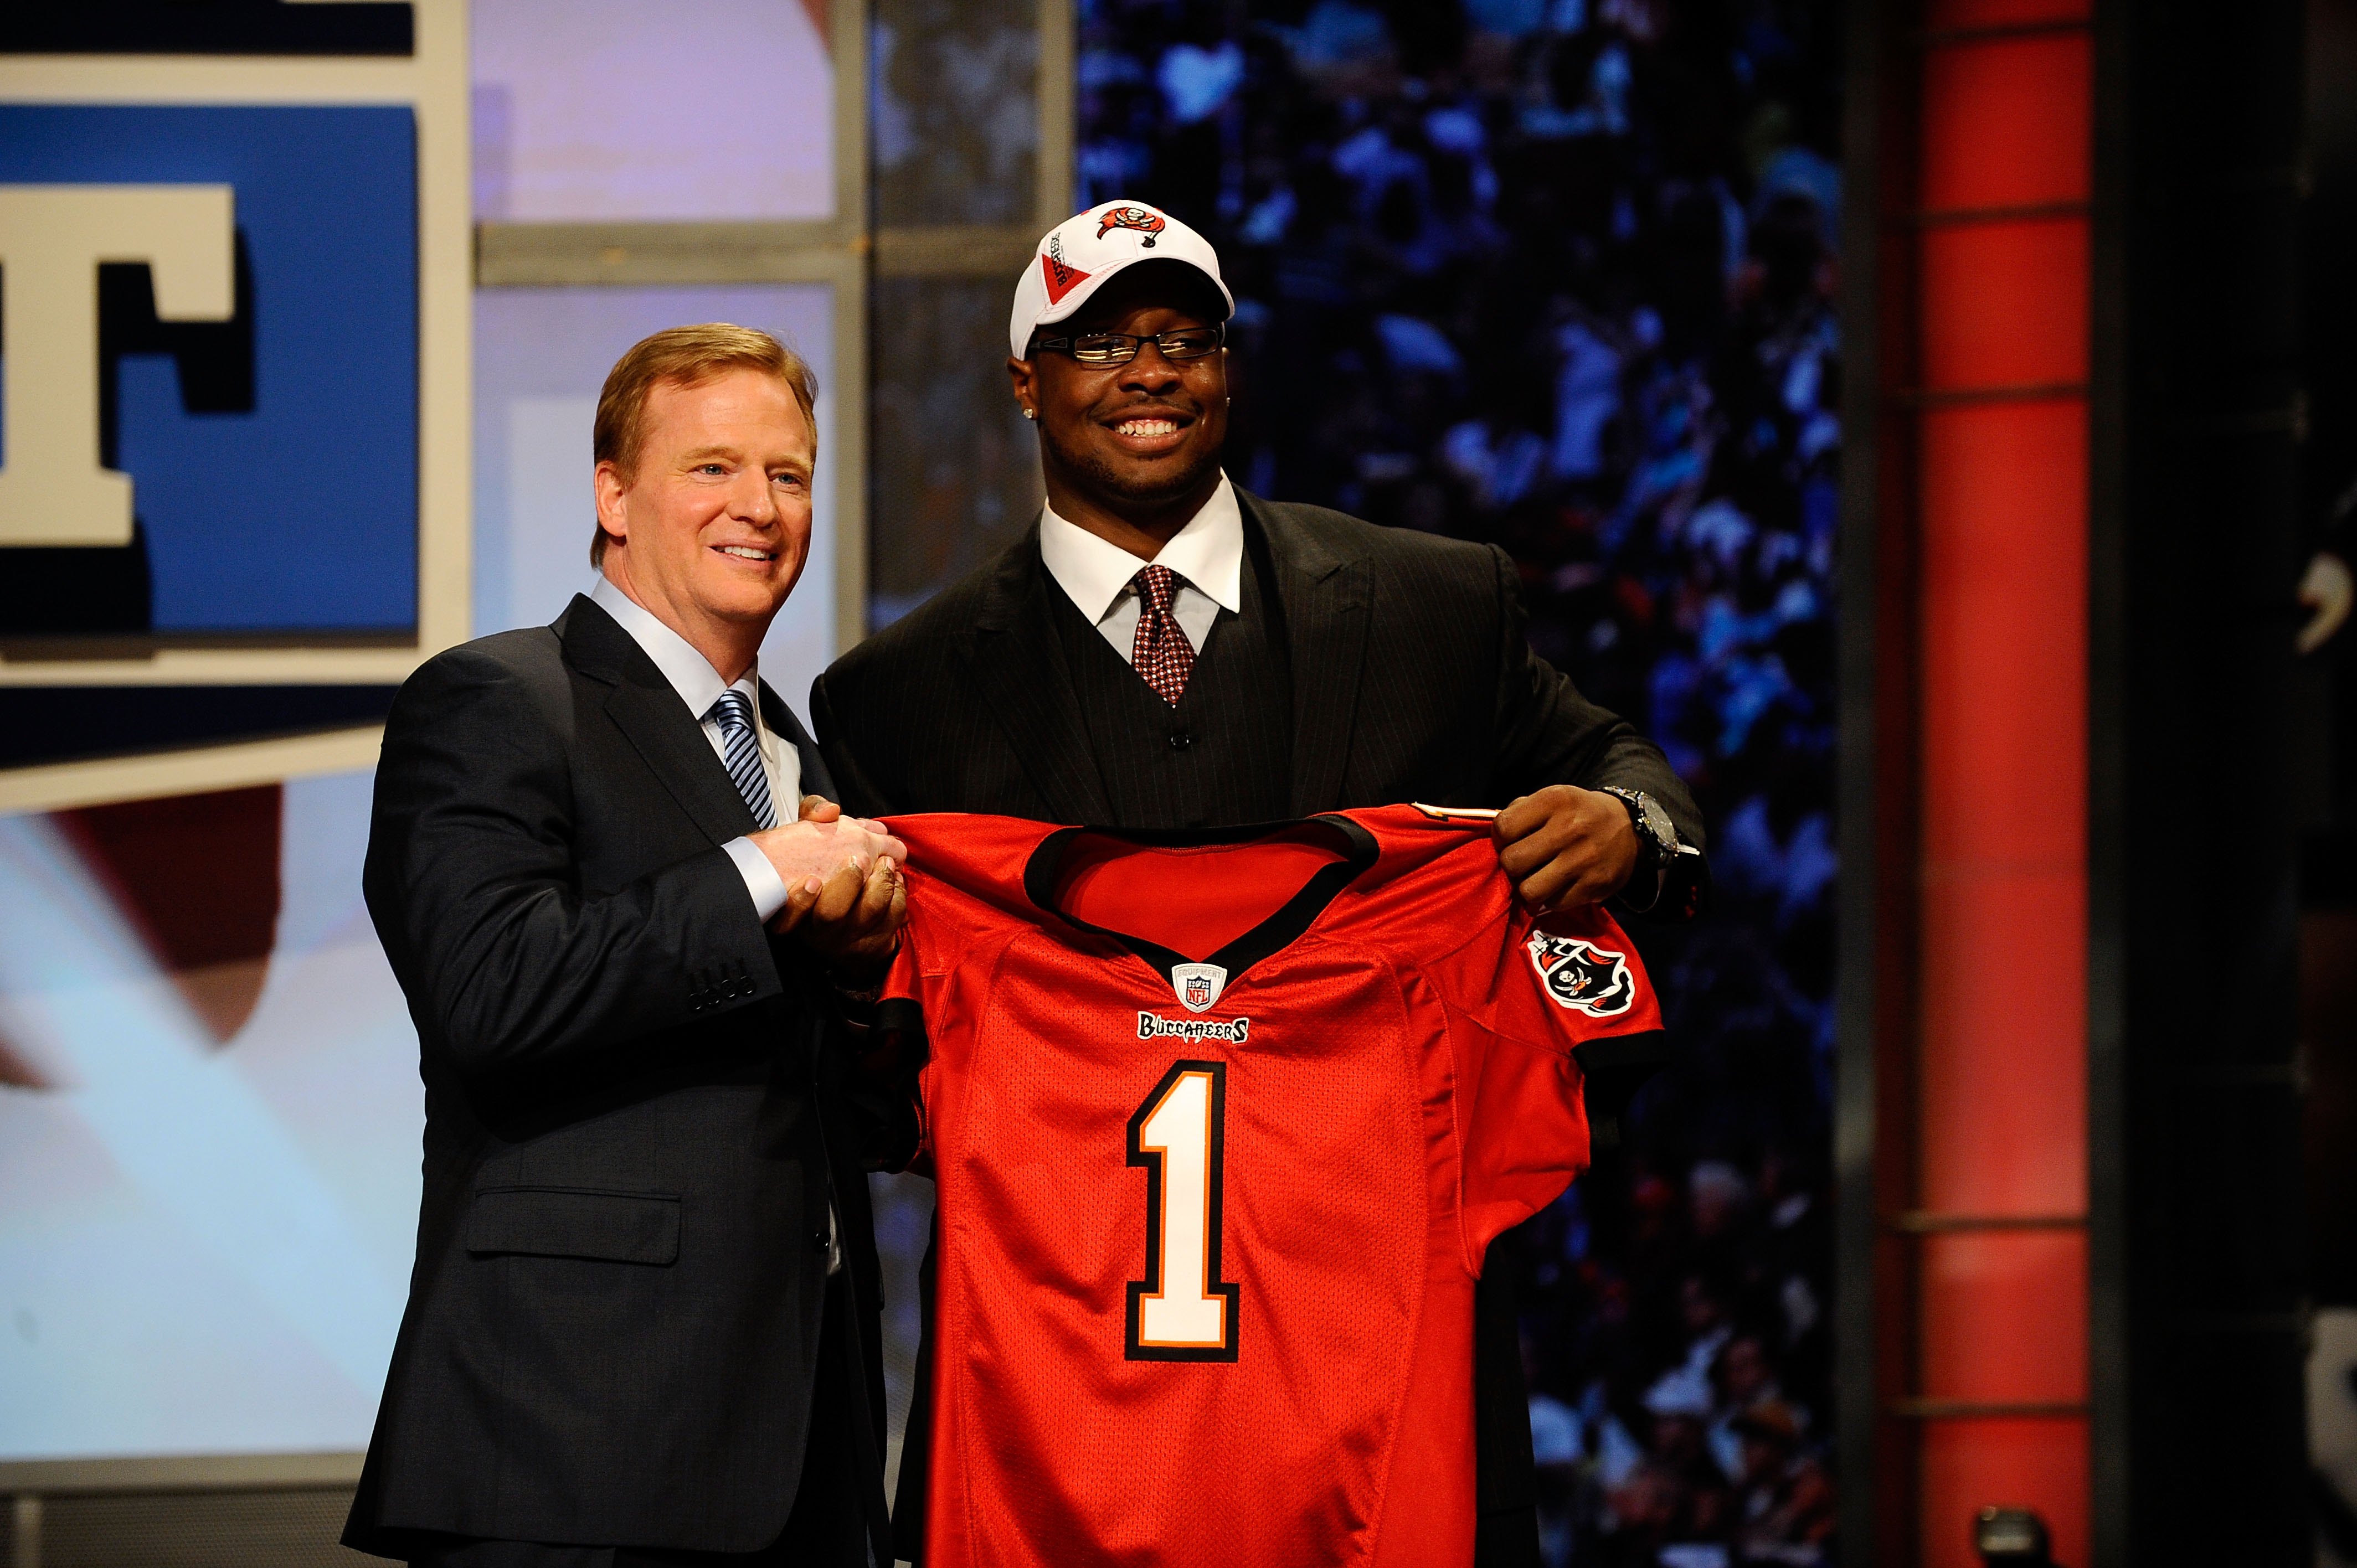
[1023,814,1380,987]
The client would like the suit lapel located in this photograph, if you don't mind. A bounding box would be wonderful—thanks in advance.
[562,595,759,846]
[965,529,1116,825]
[760,683,836,807]
[1246,494,1370,817]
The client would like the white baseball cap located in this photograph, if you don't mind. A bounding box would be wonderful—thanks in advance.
[1008,199,1235,360]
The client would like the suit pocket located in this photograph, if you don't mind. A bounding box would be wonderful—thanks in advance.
[466,1186,682,1266]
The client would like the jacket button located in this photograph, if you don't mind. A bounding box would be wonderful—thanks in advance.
[811,1230,831,1252]
[1168,729,1193,751]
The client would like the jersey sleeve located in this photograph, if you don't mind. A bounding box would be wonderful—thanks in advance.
[873,854,995,1174]
[871,903,942,1173]
[1432,900,1665,1274]
[879,914,926,1015]
[866,813,1072,1177]
[876,849,975,1030]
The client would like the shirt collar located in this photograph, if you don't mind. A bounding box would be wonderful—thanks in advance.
[1038,473,1245,625]
[589,574,756,722]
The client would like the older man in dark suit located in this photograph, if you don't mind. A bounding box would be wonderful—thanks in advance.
[347,325,905,1568]
[814,204,1706,1567]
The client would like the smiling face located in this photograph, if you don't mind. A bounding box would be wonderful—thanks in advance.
[593,366,814,678]
[1011,262,1230,535]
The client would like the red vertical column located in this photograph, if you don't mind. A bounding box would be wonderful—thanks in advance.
[1908,2,2091,1565]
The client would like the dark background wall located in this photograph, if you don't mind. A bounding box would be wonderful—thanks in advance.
[2091,0,2312,1560]
[2305,5,2357,1561]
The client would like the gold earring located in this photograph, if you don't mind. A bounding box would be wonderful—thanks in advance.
[1023,408,1036,420]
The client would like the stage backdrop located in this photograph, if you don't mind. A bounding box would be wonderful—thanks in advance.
[0,0,847,1468]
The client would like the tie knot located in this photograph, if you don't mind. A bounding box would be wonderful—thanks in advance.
[1131,564,1184,615]
[708,688,755,735]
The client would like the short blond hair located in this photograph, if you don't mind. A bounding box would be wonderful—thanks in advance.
[590,322,819,566]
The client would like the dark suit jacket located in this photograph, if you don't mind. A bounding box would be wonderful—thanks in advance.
[814,489,1701,869]
[344,595,888,1562]
[811,491,1705,1560]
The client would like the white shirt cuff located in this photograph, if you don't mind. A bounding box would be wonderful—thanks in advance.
[723,835,790,923]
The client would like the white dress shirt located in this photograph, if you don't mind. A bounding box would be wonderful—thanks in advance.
[589,575,799,921]
[1039,473,1244,659]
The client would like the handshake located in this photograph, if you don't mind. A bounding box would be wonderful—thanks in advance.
[751,797,909,969]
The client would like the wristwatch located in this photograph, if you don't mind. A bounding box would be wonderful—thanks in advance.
[1597,786,1693,912]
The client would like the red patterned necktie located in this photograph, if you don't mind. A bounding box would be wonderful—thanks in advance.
[1128,564,1196,705]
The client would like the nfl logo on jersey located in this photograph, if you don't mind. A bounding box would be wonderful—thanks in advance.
[1171,963,1227,1013]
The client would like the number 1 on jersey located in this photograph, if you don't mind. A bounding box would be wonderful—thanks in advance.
[1125,1060,1242,1361]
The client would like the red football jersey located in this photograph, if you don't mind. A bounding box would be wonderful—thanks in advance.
[880,805,1663,1568]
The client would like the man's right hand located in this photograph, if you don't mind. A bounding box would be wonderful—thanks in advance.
[748,812,907,891]
[761,796,908,967]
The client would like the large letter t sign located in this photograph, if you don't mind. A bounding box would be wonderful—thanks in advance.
[0,185,235,547]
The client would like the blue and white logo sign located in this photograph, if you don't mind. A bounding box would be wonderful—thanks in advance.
[0,11,470,814]
[0,105,419,632]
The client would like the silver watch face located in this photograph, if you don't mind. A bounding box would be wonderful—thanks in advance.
[1622,787,1678,849]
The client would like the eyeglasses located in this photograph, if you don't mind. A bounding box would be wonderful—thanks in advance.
[1032,324,1226,365]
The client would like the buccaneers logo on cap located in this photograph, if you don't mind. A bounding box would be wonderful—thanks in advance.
[1525,932,1636,1017]
[1096,204,1166,247]
[1041,232,1093,305]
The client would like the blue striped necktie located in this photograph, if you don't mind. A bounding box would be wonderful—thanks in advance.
[707,689,778,830]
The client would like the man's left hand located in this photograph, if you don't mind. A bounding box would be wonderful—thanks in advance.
[1494,784,1639,913]
[774,853,906,970]
[770,793,907,974]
